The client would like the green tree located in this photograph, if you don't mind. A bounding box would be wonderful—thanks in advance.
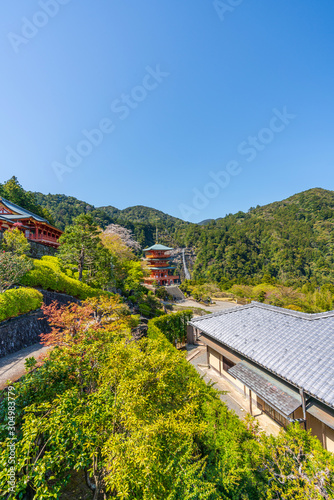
[0,253,31,293]
[0,299,216,499]
[259,423,334,499]
[1,227,30,255]
[123,260,144,293]
[58,214,111,285]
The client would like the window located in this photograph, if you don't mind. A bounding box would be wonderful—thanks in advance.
[223,356,235,372]
[263,402,289,427]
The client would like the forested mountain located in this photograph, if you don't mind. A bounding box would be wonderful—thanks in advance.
[35,186,334,286]
[2,177,334,286]
[178,188,334,287]
[34,192,192,248]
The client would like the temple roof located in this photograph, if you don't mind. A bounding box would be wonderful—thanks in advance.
[0,197,48,223]
[143,243,173,252]
[148,266,176,270]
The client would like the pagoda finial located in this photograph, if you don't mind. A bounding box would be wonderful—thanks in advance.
[156,225,158,244]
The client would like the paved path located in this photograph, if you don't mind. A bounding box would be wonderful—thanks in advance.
[0,343,51,390]
[187,345,281,436]
[178,298,238,313]
[188,347,246,418]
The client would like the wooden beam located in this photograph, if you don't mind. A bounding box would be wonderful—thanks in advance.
[322,422,326,450]
[299,388,307,430]
[249,389,253,415]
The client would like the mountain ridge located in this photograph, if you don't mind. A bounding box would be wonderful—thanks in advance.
[2,176,333,286]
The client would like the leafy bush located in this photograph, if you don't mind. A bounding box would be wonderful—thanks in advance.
[1,300,333,499]
[0,253,32,293]
[0,287,43,322]
[138,303,152,317]
[180,280,219,303]
[149,310,193,344]
[1,227,30,255]
[20,256,109,300]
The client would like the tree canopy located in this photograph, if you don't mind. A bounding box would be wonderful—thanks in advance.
[58,213,111,286]
[1,302,333,498]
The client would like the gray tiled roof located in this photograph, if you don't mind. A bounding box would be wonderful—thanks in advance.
[228,362,301,417]
[189,302,334,409]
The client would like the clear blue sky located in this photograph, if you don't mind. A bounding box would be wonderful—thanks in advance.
[0,0,333,222]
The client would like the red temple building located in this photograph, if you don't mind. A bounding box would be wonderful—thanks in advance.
[0,197,62,248]
[143,243,180,286]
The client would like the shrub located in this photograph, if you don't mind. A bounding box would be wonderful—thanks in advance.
[138,303,152,317]
[0,287,43,322]
[1,227,30,256]
[20,256,110,300]
[0,253,32,293]
[149,310,193,344]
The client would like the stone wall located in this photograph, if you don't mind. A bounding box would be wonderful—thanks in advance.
[28,241,56,259]
[0,309,50,358]
[0,290,79,358]
[0,231,56,259]
[39,289,80,307]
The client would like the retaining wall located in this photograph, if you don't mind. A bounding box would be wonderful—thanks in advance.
[0,231,56,259]
[0,290,78,358]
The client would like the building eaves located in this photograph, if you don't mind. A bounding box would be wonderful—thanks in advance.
[228,361,301,418]
[0,197,47,222]
[189,302,334,410]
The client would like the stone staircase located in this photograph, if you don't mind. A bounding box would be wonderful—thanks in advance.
[165,286,185,302]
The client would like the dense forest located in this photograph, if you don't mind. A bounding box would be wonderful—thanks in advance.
[179,188,334,287]
[34,184,334,287]
[1,177,334,287]
[33,191,191,248]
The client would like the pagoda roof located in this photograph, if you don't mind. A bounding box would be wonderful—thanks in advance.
[143,243,173,252]
[148,266,176,270]
[0,197,48,223]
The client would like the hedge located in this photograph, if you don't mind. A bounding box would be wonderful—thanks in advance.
[0,288,43,322]
[149,310,193,345]
[20,256,110,300]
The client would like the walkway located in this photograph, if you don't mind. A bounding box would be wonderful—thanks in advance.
[177,298,238,313]
[0,343,51,390]
[187,345,281,436]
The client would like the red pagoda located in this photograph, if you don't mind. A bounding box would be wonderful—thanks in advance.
[0,197,62,248]
[143,244,180,286]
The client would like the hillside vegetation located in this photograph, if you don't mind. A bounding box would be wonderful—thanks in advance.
[2,177,334,287]
[35,185,334,286]
[1,302,333,498]
[178,188,334,287]
[34,192,191,248]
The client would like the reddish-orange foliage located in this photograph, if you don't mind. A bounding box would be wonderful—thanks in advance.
[41,301,102,347]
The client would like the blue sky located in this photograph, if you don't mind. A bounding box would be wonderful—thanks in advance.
[0,0,333,222]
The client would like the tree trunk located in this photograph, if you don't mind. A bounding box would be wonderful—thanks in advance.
[78,247,85,281]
